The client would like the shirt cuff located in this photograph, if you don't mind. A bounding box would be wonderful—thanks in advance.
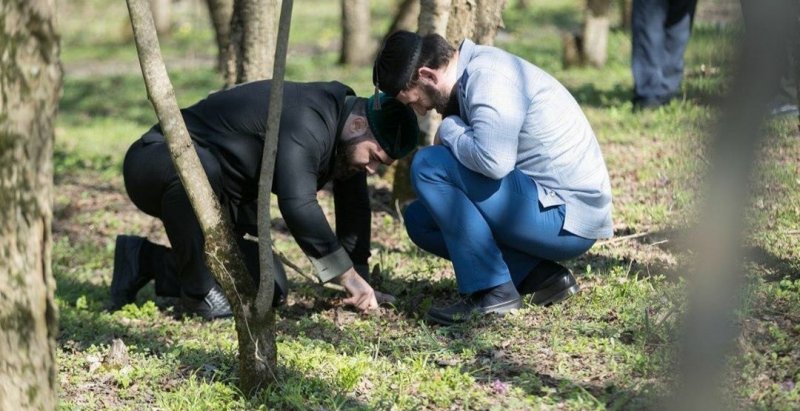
[309,247,353,283]
[438,115,468,147]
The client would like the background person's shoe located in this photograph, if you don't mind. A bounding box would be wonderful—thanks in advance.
[109,235,149,311]
[426,281,521,326]
[180,284,233,320]
[517,260,580,306]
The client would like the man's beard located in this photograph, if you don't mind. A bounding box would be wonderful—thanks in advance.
[423,83,451,115]
[332,138,361,180]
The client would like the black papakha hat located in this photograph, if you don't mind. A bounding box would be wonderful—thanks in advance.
[373,30,423,98]
[365,93,419,159]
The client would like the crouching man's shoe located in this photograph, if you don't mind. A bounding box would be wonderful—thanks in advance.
[110,235,150,311]
[426,281,521,326]
[518,260,579,306]
[180,284,233,320]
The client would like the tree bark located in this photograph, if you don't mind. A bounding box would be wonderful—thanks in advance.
[620,0,632,31]
[340,0,372,65]
[582,0,610,67]
[149,0,172,36]
[446,0,506,46]
[385,0,420,37]
[205,0,235,72]
[252,0,294,393]
[562,0,611,69]
[0,0,61,409]
[126,0,278,394]
[225,0,280,86]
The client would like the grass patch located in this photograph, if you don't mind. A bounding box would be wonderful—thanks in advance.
[53,0,800,409]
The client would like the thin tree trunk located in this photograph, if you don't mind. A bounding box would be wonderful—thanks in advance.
[150,0,172,36]
[0,0,61,409]
[418,0,450,36]
[582,0,611,67]
[205,0,235,72]
[385,0,420,36]
[620,0,632,31]
[126,0,278,394]
[252,0,294,392]
[674,3,798,409]
[341,0,372,65]
[446,0,506,46]
[226,0,280,86]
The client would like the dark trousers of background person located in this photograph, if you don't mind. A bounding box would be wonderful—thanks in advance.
[740,0,800,115]
[122,134,287,304]
[631,0,698,106]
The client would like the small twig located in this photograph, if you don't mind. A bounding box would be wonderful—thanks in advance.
[598,231,651,245]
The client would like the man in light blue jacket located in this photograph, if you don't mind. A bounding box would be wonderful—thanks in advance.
[374,31,614,325]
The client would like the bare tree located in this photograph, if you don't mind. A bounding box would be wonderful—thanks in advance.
[385,0,420,37]
[225,0,280,86]
[341,0,372,65]
[563,0,611,68]
[149,0,172,36]
[0,0,61,409]
[446,0,506,46]
[674,3,799,409]
[126,0,293,393]
[205,0,235,72]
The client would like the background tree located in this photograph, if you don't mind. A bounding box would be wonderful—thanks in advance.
[205,0,235,72]
[224,0,280,86]
[341,0,372,65]
[563,0,612,68]
[385,0,420,36]
[0,0,61,409]
[126,0,292,393]
[149,0,172,35]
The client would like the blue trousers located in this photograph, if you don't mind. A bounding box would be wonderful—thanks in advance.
[405,146,596,294]
[632,0,698,103]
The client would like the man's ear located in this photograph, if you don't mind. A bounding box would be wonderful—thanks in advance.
[417,67,439,86]
[350,115,369,135]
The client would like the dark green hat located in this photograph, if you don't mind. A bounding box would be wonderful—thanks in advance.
[365,93,419,159]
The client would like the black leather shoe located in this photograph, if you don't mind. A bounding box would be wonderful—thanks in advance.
[517,260,579,306]
[109,235,150,311]
[180,284,233,320]
[426,282,521,326]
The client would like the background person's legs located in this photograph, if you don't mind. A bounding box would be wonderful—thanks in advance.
[632,0,669,105]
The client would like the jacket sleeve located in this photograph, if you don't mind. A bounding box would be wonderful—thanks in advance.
[333,171,371,267]
[438,68,529,180]
[273,117,353,283]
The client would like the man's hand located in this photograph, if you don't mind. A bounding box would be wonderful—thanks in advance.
[338,268,379,312]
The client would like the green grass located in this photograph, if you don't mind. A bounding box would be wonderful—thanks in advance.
[53,0,800,409]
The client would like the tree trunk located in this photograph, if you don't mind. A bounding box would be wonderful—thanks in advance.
[446,0,506,46]
[620,0,632,31]
[340,0,372,65]
[126,0,279,394]
[205,0,235,72]
[582,0,610,67]
[149,0,172,36]
[385,0,420,37]
[225,0,280,86]
[563,0,611,69]
[0,0,61,409]
[253,0,294,392]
